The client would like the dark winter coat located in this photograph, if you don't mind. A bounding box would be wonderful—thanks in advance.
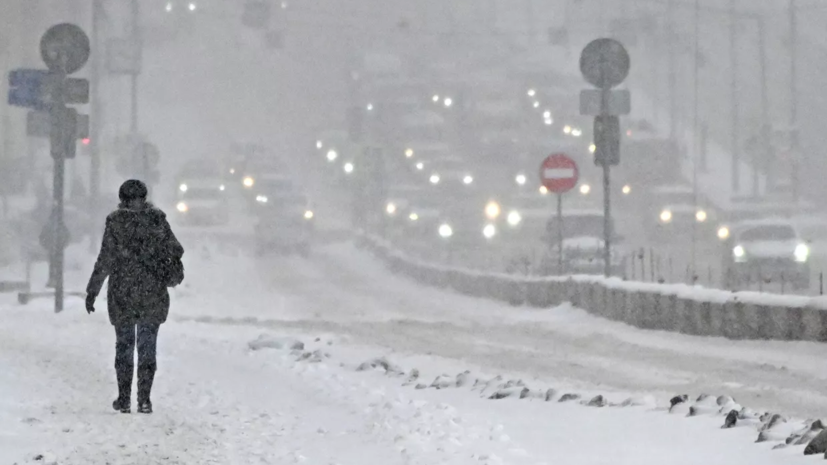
[86,202,184,326]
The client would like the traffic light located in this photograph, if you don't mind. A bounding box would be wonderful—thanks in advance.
[594,116,620,166]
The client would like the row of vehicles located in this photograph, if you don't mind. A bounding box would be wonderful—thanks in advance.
[172,145,316,256]
[312,49,820,288]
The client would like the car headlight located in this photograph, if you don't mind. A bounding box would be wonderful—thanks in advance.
[571,128,582,137]
[316,140,323,149]
[622,184,631,195]
[326,150,338,162]
[432,94,440,102]
[795,243,809,263]
[485,201,501,220]
[405,148,414,158]
[243,176,255,188]
[438,224,453,238]
[219,184,226,191]
[304,210,314,220]
[463,175,474,185]
[527,88,536,97]
[176,202,188,213]
[733,245,746,259]
[579,184,591,195]
[660,210,672,223]
[483,224,497,239]
[386,203,397,215]
[344,162,354,174]
[165,2,173,12]
[696,210,708,222]
[416,162,424,171]
[409,212,419,221]
[717,226,730,240]
[589,143,596,153]
[443,97,453,107]
[563,125,572,134]
[256,195,268,203]
[179,183,188,192]
[429,174,440,184]
[539,186,548,195]
[507,211,522,226]
[188,2,196,11]
[515,174,527,186]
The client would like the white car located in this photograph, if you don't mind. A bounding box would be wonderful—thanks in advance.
[722,219,810,289]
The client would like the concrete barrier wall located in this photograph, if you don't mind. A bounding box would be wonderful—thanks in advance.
[364,236,827,343]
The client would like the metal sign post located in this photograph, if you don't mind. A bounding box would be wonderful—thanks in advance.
[556,193,563,272]
[540,153,579,275]
[8,23,90,312]
[579,38,630,277]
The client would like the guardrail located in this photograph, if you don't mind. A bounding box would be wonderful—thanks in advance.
[360,235,827,342]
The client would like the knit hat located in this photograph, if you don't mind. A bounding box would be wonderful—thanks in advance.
[118,179,148,202]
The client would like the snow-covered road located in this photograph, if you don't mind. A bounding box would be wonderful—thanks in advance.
[1,239,824,464]
[183,241,827,421]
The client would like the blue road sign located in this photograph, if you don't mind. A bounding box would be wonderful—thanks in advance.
[8,68,48,109]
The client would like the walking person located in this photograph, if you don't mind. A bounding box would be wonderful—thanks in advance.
[85,180,185,414]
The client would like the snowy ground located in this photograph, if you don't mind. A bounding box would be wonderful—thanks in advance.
[1,236,825,464]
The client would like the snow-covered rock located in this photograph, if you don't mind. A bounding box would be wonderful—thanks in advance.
[544,388,557,402]
[786,419,823,446]
[716,395,735,406]
[248,335,304,351]
[488,387,530,400]
[804,427,827,455]
[756,414,798,443]
[668,394,688,413]
[584,395,606,407]
[722,410,739,429]
[401,369,420,386]
[430,374,455,389]
[471,375,503,394]
[34,452,58,465]
[455,371,474,388]
[688,394,719,417]
[558,393,580,403]
[356,357,402,374]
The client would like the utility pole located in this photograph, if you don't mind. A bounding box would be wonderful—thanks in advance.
[130,0,140,134]
[789,0,799,204]
[691,0,700,276]
[667,0,677,141]
[757,18,768,198]
[729,0,740,192]
[89,0,102,250]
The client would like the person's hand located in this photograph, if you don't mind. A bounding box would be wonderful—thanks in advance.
[85,294,95,314]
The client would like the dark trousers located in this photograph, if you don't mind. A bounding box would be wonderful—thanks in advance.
[114,323,160,403]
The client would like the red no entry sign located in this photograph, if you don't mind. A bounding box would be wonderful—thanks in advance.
[540,153,579,193]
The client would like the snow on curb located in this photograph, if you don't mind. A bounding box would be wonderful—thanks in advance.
[346,353,826,459]
[360,235,827,342]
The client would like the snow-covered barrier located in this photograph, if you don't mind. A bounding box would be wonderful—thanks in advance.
[362,236,827,342]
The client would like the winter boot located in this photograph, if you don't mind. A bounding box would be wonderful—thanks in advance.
[113,367,132,413]
[137,400,152,414]
[137,366,155,414]
[112,396,131,414]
